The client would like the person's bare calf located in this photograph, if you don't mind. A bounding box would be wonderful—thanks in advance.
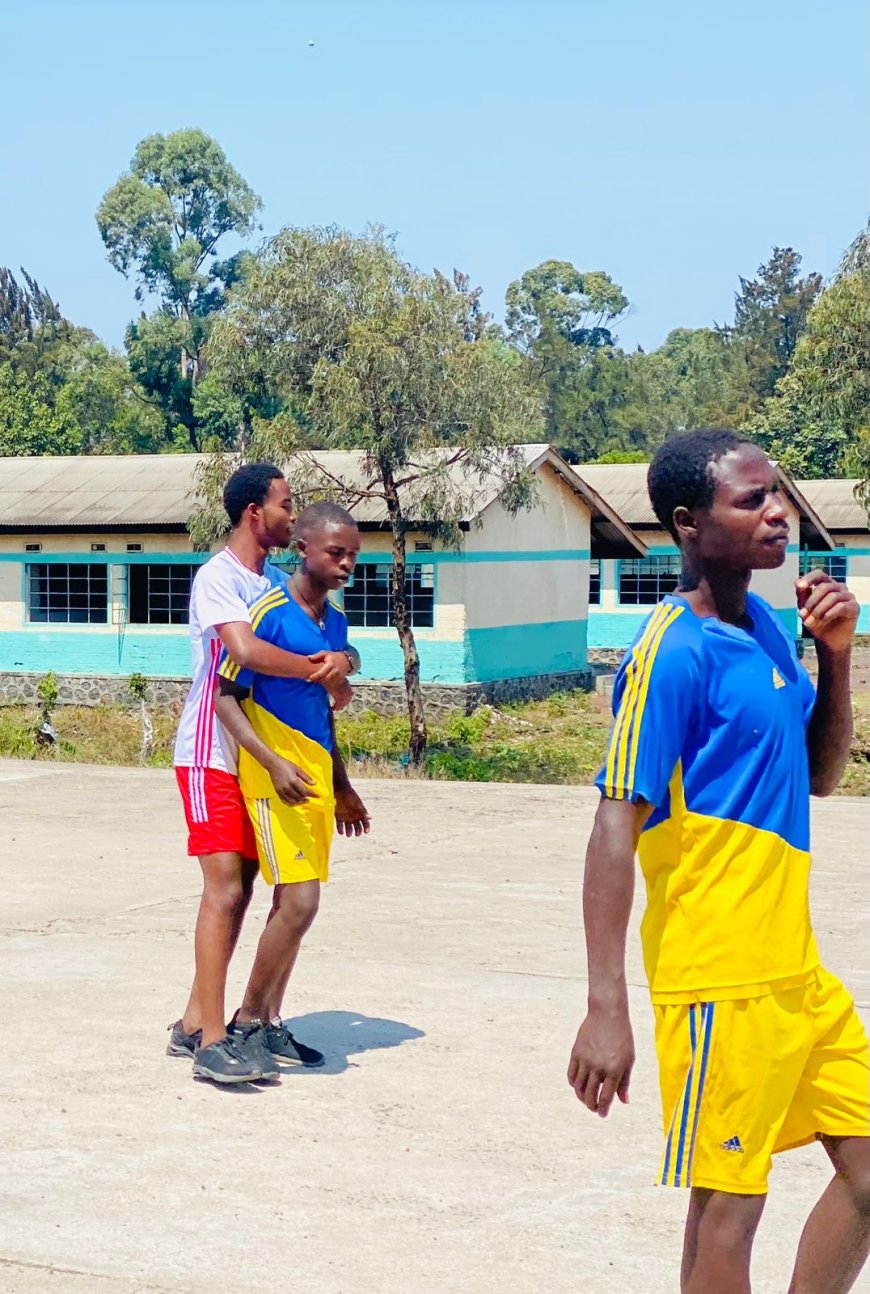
[789,1136,870,1294]
[681,1189,766,1294]
[235,879,320,1025]
[182,853,257,1047]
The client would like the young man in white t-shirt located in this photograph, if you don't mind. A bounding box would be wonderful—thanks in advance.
[169,463,358,1084]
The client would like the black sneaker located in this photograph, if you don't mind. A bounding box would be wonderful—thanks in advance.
[166,1019,202,1058]
[265,1021,325,1068]
[192,1038,262,1084]
[227,1018,281,1081]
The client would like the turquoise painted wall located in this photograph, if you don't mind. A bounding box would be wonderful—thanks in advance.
[465,619,587,681]
[0,629,192,677]
[588,605,799,651]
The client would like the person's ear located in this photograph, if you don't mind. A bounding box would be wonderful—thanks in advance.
[673,505,698,543]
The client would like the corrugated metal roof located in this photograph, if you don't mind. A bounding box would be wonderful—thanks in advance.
[0,448,646,556]
[795,479,867,531]
[0,454,204,527]
[577,461,835,549]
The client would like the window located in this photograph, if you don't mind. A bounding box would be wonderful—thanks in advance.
[128,564,197,625]
[27,563,108,624]
[126,543,143,553]
[344,563,435,628]
[589,560,601,606]
[25,543,41,553]
[618,555,682,605]
[91,543,106,552]
[799,550,847,582]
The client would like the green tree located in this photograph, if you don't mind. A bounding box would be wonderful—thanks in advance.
[55,341,167,453]
[201,226,542,763]
[729,247,822,402]
[750,224,870,479]
[0,363,81,455]
[505,260,631,460]
[97,129,262,446]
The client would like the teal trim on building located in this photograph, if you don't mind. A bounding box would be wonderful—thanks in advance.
[464,619,587,682]
[0,552,208,565]
[858,606,870,634]
[349,635,468,684]
[588,605,801,651]
[0,629,192,677]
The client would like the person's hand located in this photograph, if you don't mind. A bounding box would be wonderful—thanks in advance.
[308,651,352,693]
[796,570,859,654]
[268,758,315,806]
[567,1005,634,1118]
[335,784,370,838]
[331,681,354,712]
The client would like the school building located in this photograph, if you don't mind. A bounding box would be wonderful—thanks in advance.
[0,447,644,708]
[576,462,844,651]
[795,479,870,635]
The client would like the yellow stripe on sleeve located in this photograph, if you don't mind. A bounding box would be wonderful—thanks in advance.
[250,588,287,632]
[604,603,669,797]
[604,603,684,798]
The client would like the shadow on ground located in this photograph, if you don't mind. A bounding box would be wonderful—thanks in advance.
[281,1009,425,1075]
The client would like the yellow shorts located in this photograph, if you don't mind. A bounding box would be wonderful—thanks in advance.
[244,789,334,886]
[655,966,869,1194]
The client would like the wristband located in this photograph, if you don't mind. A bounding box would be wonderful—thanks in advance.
[343,646,361,676]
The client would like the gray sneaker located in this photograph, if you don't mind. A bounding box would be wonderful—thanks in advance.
[166,1020,202,1058]
[265,1021,325,1067]
[192,1038,262,1084]
[227,1018,280,1081]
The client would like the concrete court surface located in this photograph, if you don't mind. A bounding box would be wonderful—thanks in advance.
[0,760,868,1294]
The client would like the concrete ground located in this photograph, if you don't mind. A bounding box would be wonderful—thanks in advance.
[0,761,868,1294]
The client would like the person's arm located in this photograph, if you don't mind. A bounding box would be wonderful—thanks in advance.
[796,570,859,797]
[214,677,315,806]
[567,797,651,1117]
[218,621,353,695]
[328,710,370,838]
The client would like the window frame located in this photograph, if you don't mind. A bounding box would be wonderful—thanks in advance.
[617,554,683,606]
[25,562,109,625]
[343,561,436,629]
[127,562,199,626]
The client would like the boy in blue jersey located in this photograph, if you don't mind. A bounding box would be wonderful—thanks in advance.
[567,429,868,1293]
[213,502,369,1072]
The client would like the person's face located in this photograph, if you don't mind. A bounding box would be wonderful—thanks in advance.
[250,477,296,550]
[675,444,790,571]
[298,522,360,590]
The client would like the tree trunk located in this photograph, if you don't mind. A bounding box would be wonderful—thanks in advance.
[382,466,428,766]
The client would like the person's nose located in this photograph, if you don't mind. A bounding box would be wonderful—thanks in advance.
[765,492,789,527]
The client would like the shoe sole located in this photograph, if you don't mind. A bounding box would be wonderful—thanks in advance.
[192,1064,263,1084]
[166,1043,196,1058]
[270,1052,326,1068]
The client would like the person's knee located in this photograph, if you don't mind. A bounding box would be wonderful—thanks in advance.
[842,1164,870,1217]
[690,1189,765,1252]
[275,884,320,934]
[203,873,246,915]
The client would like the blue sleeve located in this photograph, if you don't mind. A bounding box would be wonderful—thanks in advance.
[217,599,284,690]
[327,605,349,652]
[595,608,700,807]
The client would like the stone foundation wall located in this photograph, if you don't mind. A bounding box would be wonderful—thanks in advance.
[0,669,593,718]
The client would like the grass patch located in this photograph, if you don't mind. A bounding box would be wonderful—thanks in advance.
[1,689,867,795]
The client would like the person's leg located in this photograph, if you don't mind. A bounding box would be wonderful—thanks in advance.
[180,856,257,1033]
[235,879,320,1025]
[181,853,255,1047]
[681,1188,766,1294]
[788,1136,870,1293]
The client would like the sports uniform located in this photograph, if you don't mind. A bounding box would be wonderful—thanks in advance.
[218,583,347,886]
[173,548,285,858]
[597,591,869,1194]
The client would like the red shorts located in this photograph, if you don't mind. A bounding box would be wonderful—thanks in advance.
[175,766,258,859]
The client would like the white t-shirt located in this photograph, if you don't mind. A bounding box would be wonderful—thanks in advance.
[173,547,285,774]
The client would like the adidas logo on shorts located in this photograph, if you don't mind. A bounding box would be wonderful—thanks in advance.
[721,1136,744,1154]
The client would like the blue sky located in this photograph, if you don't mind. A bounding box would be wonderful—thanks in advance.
[1,0,866,353]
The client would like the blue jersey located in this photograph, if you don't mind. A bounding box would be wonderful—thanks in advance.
[218,582,348,755]
[595,592,819,1002]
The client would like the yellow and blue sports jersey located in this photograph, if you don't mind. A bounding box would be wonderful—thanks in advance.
[595,591,820,1003]
[217,583,348,806]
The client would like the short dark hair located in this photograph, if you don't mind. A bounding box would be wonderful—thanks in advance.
[648,429,750,541]
[295,501,358,541]
[223,463,284,527]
